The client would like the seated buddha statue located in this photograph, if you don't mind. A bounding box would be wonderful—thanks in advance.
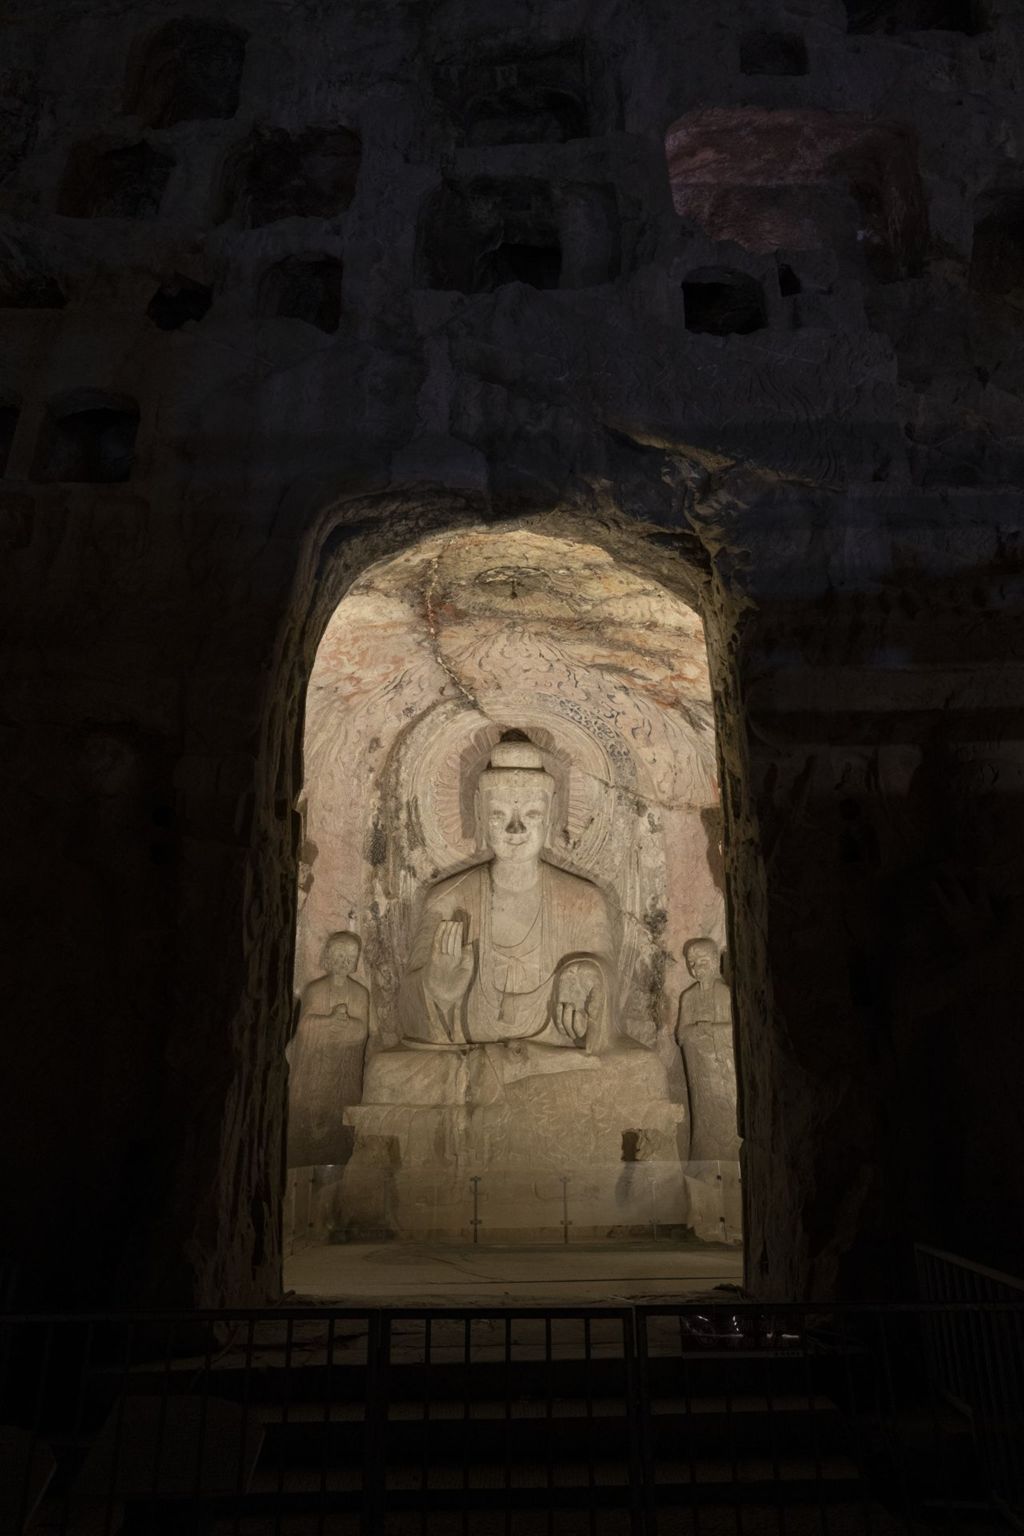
[363,732,662,1106]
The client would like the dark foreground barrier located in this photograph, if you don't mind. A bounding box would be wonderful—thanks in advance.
[2,1292,1021,1535]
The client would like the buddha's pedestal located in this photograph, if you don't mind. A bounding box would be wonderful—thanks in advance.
[320,1043,689,1242]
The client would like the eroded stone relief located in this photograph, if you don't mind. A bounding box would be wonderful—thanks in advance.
[287,932,370,1166]
[287,529,737,1245]
[676,937,742,1244]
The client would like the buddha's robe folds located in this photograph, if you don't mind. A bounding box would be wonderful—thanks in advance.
[398,859,614,1050]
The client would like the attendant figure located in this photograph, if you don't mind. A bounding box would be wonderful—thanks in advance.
[676,937,738,1161]
[288,931,369,1164]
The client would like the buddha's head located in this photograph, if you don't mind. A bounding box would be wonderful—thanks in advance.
[476,732,555,866]
[684,937,720,983]
[322,930,361,976]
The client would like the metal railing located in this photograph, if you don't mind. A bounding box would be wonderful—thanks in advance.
[916,1244,1024,1528]
[2,1299,1022,1535]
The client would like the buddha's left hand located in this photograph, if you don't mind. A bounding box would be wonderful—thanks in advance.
[554,960,604,1043]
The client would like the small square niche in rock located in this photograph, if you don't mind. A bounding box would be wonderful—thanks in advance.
[146,276,213,331]
[420,176,619,293]
[844,0,989,32]
[970,192,1024,304]
[257,255,343,332]
[0,242,66,308]
[125,18,247,128]
[57,140,174,220]
[739,32,809,76]
[222,127,361,228]
[32,394,139,484]
[0,406,19,476]
[683,270,767,336]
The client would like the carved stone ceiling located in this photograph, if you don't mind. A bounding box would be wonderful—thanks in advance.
[308,527,715,808]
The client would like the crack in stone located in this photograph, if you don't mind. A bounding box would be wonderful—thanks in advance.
[421,537,481,710]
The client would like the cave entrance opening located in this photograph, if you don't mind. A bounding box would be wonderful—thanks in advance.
[283,522,742,1299]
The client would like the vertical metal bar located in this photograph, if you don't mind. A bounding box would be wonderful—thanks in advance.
[317,1313,336,1536]
[951,1272,969,1408]
[1010,1302,1024,1508]
[969,1301,994,1496]
[920,1308,960,1536]
[18,1319,53,1536]
[102,1319,134,1536]
[725,1310,745,1536]
[362,1309,389,1536]
[382,1308,393,1536]
[420,1316,431,1536]
[1012,1302,1024,1508]
[462,1315,472,1536]
[876,1310,914,1536]
[545,1315,555,1536]
[623,1309,647,1536]
[192,1322,213,1527]
[799,1309,827,1536]
[504,1313,513,1536]
[762,1312,785,1536]
[147,1321,175,1530]
[681,1313,700,1536]
[837,1309,873,1536]
[274,1315,293,1535]
[60,1318,96,1536]
[561,1178,571,1245]
[233,1315,256,1536]
[584,1315,597,1535]
[983,1298,1013,1501]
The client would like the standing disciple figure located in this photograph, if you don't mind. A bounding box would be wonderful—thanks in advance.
[288,931,370,1164]
[676,937,739,1162]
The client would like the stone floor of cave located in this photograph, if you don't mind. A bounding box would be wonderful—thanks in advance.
[283,1240,743,1304]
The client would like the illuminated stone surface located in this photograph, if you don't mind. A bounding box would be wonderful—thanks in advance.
[289,534,725,1241]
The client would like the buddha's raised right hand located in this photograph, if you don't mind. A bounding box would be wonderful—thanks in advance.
[426,917,474,1006]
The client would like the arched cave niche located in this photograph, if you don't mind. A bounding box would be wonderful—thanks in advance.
[57,139,174,220]
[665,109,928,284]
[683,268,768,335]
[739,31,809,76]
[457,53,588,146]
[30,390,139,483]
[221,126,361,228]
[0,242,66,308]
[125,17,248,128]
[0,403,19,476]
[970,190,1024,308]
[257,254,343,332]
[146,274,213,330]
[843,0,989,32]
[420,177,620,293]
[284,527,741,1275]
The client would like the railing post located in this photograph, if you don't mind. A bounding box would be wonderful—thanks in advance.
[361,1309,389,1536]
[630,1306,656,1536]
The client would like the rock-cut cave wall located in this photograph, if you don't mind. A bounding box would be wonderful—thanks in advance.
[1,0,1023,1305]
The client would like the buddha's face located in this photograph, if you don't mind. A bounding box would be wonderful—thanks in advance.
[325,936,360,975]
[481,781,551,864]
[686,944,718,982]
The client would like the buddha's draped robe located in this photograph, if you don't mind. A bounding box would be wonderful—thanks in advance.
[398,859,613,1049]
